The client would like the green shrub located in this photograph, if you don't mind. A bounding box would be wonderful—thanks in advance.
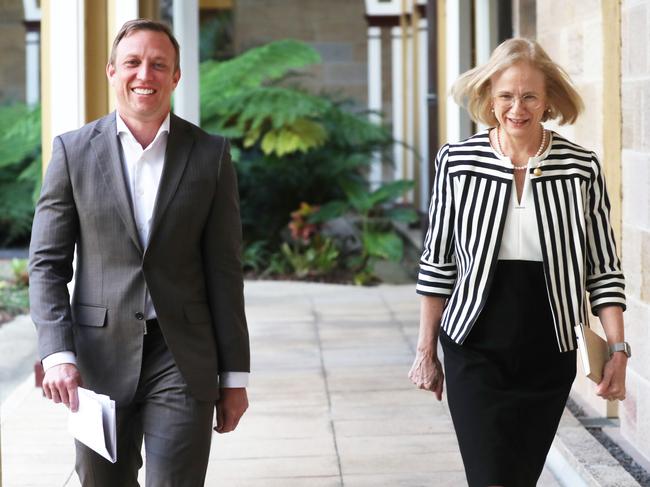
[0,281,29,318]
[200,40,394,249]
[199,39,414,283]
[10,258,29,287]
[0,103,42,245]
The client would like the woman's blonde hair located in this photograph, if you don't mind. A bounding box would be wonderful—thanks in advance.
[451,38,584,126]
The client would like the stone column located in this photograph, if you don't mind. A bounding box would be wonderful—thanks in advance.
[367,25,383,190]
[173,0,200,125]
[445,0,472,143]
[41,0,86,168]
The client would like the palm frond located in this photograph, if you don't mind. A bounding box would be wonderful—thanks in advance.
[0,104,41,168]
[200,39,320,112]
[212,86,331,134]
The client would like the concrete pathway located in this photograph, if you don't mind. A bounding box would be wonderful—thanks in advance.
[1,281,561,486]
[0,316,37,405]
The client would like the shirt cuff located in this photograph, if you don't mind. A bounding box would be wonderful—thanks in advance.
[42,351,77,371]
[219,372,249,388]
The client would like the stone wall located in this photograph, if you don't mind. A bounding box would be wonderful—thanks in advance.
[620,0,650,460]
[232,0,370,106]
[0,0,26,103]
[537,0,613,418]
[537,0,650,462]
[537,0,604,156]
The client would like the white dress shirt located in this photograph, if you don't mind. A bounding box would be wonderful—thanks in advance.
[42,112,248,388]
[119,111,168,318]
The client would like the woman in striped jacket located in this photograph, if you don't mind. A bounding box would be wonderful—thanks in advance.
[408,38,628,487]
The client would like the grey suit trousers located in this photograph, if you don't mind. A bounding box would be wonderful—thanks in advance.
[75,322,214,487]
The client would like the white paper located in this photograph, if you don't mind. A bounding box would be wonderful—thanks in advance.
[67,387,117,463]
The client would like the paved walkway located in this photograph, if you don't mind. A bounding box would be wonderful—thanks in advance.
[0,316,37,405]
[1,281,561,486]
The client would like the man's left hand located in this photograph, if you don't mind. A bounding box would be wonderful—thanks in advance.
[215,387,248,434]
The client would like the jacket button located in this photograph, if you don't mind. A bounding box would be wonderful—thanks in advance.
[135,312,144,320]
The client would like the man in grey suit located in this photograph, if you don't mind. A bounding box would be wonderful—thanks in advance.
[28,19,250,486]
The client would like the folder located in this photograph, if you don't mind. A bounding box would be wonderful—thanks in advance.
[574,323,609,384]
[67,387,117,463]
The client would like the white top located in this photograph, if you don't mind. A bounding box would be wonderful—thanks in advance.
[496,133,553,262]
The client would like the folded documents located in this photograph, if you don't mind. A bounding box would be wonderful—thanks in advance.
[67,387,116,463]
[575,323,609,384]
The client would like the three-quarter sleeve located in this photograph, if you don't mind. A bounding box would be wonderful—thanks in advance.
[416,144,457,297]
[584,153,626,313]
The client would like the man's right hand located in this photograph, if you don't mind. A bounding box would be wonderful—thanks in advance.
[42,363,82,412]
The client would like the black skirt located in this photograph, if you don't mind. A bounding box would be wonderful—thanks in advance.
[441,260,576,487]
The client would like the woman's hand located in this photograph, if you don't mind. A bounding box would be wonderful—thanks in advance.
[596,353,627,401]
[595,305,627,402]
[409,349,445,401]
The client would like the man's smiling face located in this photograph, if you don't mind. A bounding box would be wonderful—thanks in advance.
[106,29,180,125]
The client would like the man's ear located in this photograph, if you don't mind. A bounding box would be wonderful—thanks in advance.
[172,68,181,89]
[106,63,115,83]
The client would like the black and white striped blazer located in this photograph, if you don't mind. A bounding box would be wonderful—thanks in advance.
[417,130,626,352]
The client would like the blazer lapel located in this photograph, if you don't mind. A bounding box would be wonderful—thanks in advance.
[147,114,194,248]
[91,113,143,253]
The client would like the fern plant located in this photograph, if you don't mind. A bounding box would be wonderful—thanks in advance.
[200,39,333,157]
[199,39,413,283]
[0,103,42,245]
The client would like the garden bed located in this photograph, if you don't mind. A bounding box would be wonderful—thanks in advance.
[0,258,29,327]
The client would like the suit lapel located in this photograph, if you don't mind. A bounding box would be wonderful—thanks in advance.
[147,114,195,248]
[91,113,143,253]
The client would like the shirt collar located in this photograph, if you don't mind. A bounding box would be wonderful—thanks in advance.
[115,112,171,145]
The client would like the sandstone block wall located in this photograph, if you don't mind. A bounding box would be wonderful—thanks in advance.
[0,0,26,103]
[232,0,371,106]
[620,0,650,459]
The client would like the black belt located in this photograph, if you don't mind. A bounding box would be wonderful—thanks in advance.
[145,318,159,335]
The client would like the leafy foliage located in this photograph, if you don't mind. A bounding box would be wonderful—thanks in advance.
[281,236,339,278]
[0,103,42,245]
[309,179,418,282]
[201,39,320,101]
[199,12,234,62]
[0,281,29,322]
[242,240,269,273]
[198,38,416,283]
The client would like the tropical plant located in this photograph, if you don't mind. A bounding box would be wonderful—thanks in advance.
[200,40,326,154]
[0,280,29,321]
[199,12,234,62]
[199,40,393,247]
[199,39,415,283]
[276,202,341,279]
[263,251,289,277]
[0,103,42,245]
[311,179,419,284]
[10,258,29,287]
[281,236,339,279]
[242,240,269,274]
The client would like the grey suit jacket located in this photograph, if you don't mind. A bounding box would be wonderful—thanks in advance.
[29,112,250,404]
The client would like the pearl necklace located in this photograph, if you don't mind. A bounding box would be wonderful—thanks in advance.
[495,125,547,175]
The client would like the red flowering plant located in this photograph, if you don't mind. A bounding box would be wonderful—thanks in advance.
[288,202,319,244]
[282,202,340,278]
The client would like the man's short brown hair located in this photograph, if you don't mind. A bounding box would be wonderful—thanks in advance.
[109,19,180,72]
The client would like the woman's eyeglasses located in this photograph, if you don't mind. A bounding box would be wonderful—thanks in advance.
[493,93,543,110]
